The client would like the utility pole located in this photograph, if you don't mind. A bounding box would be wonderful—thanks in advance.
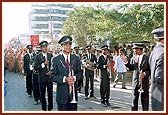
[50,16,53,42]
[49,4,53,42]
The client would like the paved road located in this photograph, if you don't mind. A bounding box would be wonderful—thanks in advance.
[3,70,151,112]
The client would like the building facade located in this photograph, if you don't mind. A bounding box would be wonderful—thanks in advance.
[29,4,74,41]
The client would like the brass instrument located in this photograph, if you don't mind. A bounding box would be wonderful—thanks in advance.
[69,68,77,103]
[82,56,96,71]
[138,70,144,93]
[29,58,34,71]
[85,60,96,71]
[33,69,39,74]
[29,56,39,74]
[32,61,39,74]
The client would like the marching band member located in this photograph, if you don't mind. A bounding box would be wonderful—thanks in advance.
[73,46,83,93]
[34,41,53,111]
[97,45,111,107]
[51,36,83,111]
[149,27,164,111]
[32,46,41,105]
[83,45,97,100]
[124,43,150,111]
[23,45,35,98]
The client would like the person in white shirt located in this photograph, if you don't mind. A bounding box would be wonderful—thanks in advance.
[113,48,127,89]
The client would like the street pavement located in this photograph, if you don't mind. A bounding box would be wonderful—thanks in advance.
[3,70,151,112]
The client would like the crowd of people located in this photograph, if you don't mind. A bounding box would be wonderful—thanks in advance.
[4,27,164,111]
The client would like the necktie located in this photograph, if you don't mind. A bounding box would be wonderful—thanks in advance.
[66,55,70,70]
[88,54,91,60]
[44,55,49,69]
[137,56,140,69]
[44,54,47,60]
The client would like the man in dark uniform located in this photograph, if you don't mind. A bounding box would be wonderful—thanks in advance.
[51,36,83,111]
[83,45,97,99]
[32,46,41,105]
[23,45,35,97]
[97,45,111,107]
[124,43,151,111]
[149,27,164,111]
[73,46,83,93]
[34,41,53,111]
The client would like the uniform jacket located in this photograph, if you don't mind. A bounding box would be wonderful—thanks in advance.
[149,43,164,110]
[23,53,36,73]
[51,54,83,104]
[84,53,97,63]
[125,54,150,90]
[34,52,53,83]
[97,55,109,79]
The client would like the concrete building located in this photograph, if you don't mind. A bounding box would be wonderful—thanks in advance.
[29,4,74,42]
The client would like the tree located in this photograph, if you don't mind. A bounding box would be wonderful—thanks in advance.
[62,3,164,47]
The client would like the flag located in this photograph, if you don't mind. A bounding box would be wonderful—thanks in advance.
[30,35,39,47]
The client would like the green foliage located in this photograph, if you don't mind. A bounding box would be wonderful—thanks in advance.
[62,4,164,47]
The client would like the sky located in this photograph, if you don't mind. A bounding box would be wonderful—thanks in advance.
[2,2,101,44]
[2,2,83,44]
[3,2,162,44]
[2,2,31,43]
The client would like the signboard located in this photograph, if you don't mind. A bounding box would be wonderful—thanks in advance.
[30,35,39,47]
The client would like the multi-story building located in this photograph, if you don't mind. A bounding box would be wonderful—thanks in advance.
[29,4,74,42]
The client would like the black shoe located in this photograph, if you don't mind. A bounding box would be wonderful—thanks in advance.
[28,94,32,98]
[34,101,38,105]
[122,87,127,89]
[77,90,81,93]
[113,85,116,88]
[85,96,89,100]
[90,96,97,99]
[38,99,40,102]
[106,102,111,107]
[101,102,107,107]
[4,80,8,83]
[131,107,138,111]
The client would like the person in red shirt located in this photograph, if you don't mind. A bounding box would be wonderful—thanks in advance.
[109,56,115,83]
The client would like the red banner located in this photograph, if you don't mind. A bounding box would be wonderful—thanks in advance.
[30,35,39,47]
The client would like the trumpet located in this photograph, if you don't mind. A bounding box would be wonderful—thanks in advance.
[29,59,34,70]
[138,70,144,93]
[69,68,77,103]
[33,69,39,74]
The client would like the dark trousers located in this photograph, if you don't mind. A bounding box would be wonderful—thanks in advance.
[33,74,40,101]
[57,102,77,111]
[132,86,149,111]
[85,69,94,97]
[39,81,53,111]
[151,97,164,111]
[77,77,83,92]
[100,78,110,103]
[26,70,33,95]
